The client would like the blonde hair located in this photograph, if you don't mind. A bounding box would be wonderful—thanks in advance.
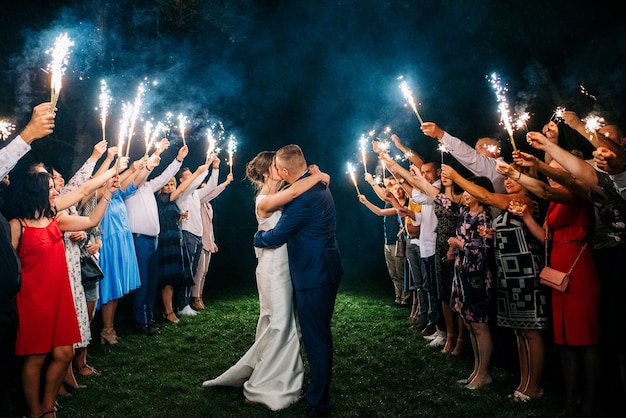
[276,144,306,172]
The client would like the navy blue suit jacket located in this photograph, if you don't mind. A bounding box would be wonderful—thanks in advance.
[253,174,343,291]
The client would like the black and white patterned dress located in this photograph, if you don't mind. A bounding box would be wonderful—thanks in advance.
[493,209,550,329]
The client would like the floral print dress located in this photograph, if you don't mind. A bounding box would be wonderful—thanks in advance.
[434,193,492,323]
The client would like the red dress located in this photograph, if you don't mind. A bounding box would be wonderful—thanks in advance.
[546,195,600,346]
[15,218,81,355]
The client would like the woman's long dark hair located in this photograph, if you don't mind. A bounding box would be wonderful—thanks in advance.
[3,171,56,220]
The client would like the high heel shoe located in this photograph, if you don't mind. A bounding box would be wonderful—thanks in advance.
[100,328,118,345]
[163,311,179,324]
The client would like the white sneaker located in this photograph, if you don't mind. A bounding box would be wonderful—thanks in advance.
[178,305,197,316]
[429,334,446,347]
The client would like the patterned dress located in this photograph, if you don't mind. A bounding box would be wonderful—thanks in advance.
[493,207,549,330]
[434,193,492,323]
[156,193,194,288]
[433,203,458,303]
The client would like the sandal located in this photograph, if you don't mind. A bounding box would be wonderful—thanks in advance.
[76,363,101,376]
[40,410,57,418]
[163,311,179,324]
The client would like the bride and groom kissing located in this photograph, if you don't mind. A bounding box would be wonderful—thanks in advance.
[202,144,343,418]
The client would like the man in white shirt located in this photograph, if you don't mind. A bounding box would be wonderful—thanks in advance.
[175,154,219,316]
[124,142,188,333]
[421,122,506,194]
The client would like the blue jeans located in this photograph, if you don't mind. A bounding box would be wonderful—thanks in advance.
[132,234,158,330]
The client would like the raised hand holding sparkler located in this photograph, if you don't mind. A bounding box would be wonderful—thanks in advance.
[46,33,73,114]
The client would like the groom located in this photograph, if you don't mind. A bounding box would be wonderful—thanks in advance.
[254,144,343,418]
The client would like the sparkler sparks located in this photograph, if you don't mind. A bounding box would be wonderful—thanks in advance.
[178,113,189,147]
[437,142,449,166]
[205,127,216,165]
[46,33,74,114]
[487,72,517,152]
[550,106,566,124]
[125,81,146,157]
[347,162,361,195]
[584,114,605,142]
[579,84,598,102]
[227,135,237,175]
[98,80,111,142]
[0,120,16,141]
[398,76,424,125]
[359,134,369,174]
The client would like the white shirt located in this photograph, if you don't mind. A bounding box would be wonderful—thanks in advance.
[178,168,219,237]
[125,158,183,236]
[411,179,441,258]
[440,131,506,194]
[0,136,30,179]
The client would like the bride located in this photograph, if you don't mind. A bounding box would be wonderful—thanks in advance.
[202,150,330,411]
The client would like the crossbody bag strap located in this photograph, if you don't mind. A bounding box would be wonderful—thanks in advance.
[566,238,590,275]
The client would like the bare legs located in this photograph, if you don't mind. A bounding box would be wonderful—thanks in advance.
[464,320,493,389]
[100,299,119,344]
[513,329,545,398]
[161,285,179,323]
[23,345,73,417]
[441,301,457,353]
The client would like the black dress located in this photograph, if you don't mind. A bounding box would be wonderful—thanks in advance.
[156,193,194,288]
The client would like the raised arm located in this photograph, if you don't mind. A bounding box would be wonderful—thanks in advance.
[391,134,424,168]
[169,164,209,201]
[257,170,330,217]
[357,194,396,216]
[57,178,119,232]
[364,172,388,202]
[496,160,575,204]
[441,164,516,211]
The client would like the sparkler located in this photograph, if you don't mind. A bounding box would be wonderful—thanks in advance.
[437,143,449,167]
[487,72,517,152]
[46,33,74,114]
[0,120,16,141]
[143,121,154,157]
[117,102,133,174]
[359,134,369,174]
[579,84,598,102]
[550,106,566,124]
[178,113,188,147]
[205,127,216,165]
[398,77,424,125]
[347,162,361,195]
[99,80,111,142]
[227,135,237,175]
[584,114,605,142]
[125,82,146,157]
[514,112,530,131]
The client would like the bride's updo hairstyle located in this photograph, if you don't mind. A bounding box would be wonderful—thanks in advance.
[245,151,277,191]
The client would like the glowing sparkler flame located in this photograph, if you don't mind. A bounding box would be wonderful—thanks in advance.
[347,162,361,195]
[550,106,566,123]
[584,114,605,142]
[99,80,111,142]
[205,127,216,165]
[514,112,530,130]
[398,77,424,125]
[46,33,73,114]
[488,72,517,152]
[437,143,449,165]
[125,81,146,157]
[0,120,16,141]
[227,135,237,175]
[579,84,598,102]
[359,134,369,173]
[178,113,188,147]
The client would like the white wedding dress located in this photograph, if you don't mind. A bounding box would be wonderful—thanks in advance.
[202,195,303,411]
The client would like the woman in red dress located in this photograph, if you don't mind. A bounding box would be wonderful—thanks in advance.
[499,158,601,416]
[8,171,116,418]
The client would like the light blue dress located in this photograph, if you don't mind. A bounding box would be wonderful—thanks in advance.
[97,184,141,307]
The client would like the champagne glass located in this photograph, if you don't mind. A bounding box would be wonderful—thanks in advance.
[477,220,492,248]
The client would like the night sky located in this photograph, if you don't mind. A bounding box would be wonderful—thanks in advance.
[2,0,625,289]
